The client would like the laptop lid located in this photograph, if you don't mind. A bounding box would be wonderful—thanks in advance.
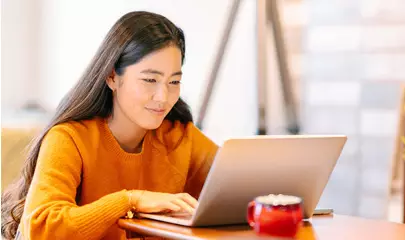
[191,135,347,226]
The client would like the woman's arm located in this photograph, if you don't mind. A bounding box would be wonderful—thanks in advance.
[21,126,132,240]
[184,124,219,199]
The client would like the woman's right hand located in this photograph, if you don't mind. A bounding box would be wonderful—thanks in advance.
[130,190,198,214]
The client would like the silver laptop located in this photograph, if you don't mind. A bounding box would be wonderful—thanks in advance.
[138,135,347,227]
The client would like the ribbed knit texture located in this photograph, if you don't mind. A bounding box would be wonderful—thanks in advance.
[20,117,218,240]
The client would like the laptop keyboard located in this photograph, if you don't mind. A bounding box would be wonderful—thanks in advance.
[163,212,193,220]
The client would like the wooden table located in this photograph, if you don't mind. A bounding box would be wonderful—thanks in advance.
[118,214,405,240]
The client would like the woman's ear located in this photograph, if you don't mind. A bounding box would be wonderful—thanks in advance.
[106,69,117,91]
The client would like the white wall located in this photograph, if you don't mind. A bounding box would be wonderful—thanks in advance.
[1,0,41,114]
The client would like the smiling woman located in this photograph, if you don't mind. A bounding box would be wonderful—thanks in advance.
[1,11,219,240]
[108,45,184,131]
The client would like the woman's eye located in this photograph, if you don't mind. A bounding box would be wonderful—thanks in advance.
[143,78,156,83]
[170,80,181,85]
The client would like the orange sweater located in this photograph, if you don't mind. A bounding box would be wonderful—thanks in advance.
[20,117,218,240]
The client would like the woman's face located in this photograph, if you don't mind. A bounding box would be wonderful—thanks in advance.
[107,45,182,129]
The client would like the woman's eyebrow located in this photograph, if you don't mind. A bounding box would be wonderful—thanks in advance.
[140,69,182,77]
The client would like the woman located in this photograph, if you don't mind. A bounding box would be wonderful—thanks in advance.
[1,11,218,240]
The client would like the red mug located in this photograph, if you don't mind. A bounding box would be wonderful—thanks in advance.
[247,194,303,237]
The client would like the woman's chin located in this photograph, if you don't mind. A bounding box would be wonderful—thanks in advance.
[138,117,165,130]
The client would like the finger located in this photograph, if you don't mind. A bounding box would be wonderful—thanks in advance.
[162,202,181,212]
[176,193,198,208]
[177,193,198,209]
[173,198,195,214]
[161,209,172,213]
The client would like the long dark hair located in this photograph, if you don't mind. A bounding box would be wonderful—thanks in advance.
[1,11,192,239]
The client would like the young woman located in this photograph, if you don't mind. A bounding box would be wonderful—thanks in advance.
[1,11,219,240]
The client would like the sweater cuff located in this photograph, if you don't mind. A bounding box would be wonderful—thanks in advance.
[71,190,130,238]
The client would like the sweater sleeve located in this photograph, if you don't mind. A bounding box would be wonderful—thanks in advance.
[184,124,219,199]
[21,126,131,240]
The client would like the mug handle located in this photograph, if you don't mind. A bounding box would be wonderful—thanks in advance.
[247,201,256,228]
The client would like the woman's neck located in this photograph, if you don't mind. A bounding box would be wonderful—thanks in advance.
[107,114,147,153]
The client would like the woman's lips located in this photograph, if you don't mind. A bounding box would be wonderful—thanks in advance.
[146,108,165,115]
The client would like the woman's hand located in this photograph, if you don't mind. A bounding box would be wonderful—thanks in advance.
[130,190,198,214]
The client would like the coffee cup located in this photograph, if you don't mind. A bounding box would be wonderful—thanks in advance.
[247,194,303,237]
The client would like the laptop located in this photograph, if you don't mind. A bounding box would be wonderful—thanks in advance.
[138,135,347,227]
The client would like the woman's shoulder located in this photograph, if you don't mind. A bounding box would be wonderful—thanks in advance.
[47,117,105,142]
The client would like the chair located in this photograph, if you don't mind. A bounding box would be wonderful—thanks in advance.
[1,127,40,191]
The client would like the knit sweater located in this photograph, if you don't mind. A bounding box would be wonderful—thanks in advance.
[20,117,219,240]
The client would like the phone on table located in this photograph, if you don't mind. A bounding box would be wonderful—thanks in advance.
[313,208,334,216]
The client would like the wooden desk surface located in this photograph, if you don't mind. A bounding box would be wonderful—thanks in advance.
[118,214,405,240]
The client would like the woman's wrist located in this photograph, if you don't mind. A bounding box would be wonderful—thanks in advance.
[125,190,145,219]
[128,190,145,211]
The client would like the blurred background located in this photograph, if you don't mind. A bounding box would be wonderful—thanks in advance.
[1,0,404,223]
